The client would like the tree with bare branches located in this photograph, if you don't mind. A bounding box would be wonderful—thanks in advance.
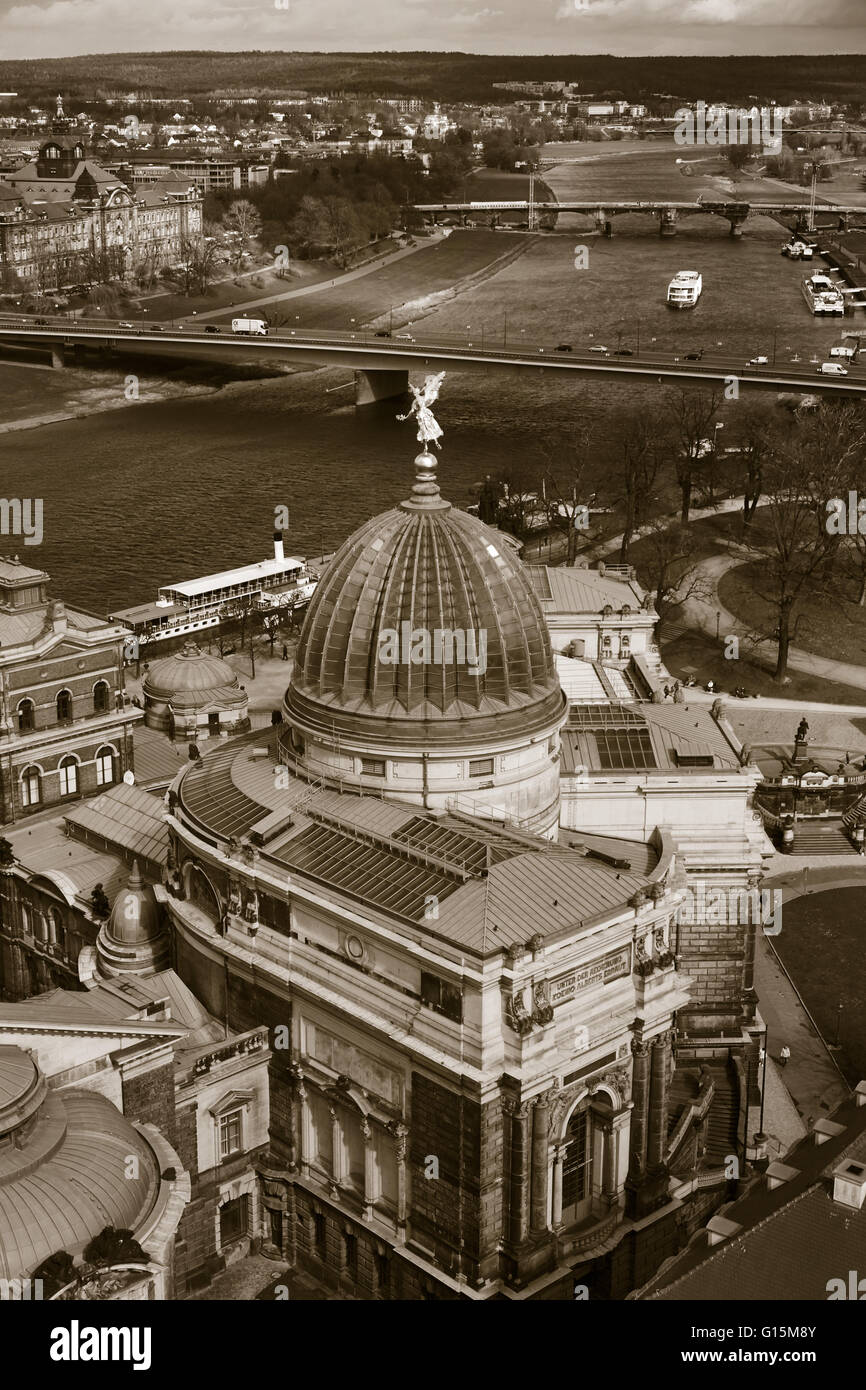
[538,424,595,565]
[666,387,723,524]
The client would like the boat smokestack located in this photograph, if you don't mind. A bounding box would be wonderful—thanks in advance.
[274,531,285,563]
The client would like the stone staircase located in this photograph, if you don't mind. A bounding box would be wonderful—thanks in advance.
[702,1064,740,1166]
[788,822,859,857]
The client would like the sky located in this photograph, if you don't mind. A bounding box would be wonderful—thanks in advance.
[0,0,864,60]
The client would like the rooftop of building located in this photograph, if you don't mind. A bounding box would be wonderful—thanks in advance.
[174,728,659,956]
[560,700,744,775]
[527,564,653,617]
[638,1088,866,1300]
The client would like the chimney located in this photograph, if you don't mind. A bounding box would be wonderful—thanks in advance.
[274,531,285,563]
[832,1158,866,1210]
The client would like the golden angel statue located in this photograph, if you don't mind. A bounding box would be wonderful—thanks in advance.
[397,371,446,450]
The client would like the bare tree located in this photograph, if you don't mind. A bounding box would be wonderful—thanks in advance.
[666,388,722,524]
[830,403,866,603]
[609,410,667,563]
[223,199,262,271]
[744,412,850,680]
[640,519,709,626]
[538,424,595,565]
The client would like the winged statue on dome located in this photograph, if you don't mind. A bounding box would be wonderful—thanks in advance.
[397,371,446,449]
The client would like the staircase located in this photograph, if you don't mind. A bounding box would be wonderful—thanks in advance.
[789,822,859,856]
[702,1064,740,1166]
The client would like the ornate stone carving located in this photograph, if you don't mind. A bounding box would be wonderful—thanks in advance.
[507,990,534,1036]
[532,978,554,1026]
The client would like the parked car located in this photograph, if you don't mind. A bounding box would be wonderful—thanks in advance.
[817,361,848,376]
[555,343,573,353]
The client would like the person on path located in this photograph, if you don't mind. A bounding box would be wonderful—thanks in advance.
[780,1044,791,1067]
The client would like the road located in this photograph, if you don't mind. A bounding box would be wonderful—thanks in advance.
[2,318,865,397]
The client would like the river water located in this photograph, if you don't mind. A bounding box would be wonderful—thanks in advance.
[0,219,857,615]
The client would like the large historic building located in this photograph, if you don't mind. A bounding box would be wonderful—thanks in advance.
[0,556,141,824]
[0,118,202,291]
[154,442,768,1299]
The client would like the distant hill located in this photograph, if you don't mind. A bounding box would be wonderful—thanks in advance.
[1,51,864,106]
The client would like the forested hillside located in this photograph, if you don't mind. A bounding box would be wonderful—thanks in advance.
[0,51,864,105]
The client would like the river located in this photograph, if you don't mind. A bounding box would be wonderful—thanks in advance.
[0,217,858,615]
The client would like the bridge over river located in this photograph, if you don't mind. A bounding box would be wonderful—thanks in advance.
[1,319,865,404]
[413,198,866,237]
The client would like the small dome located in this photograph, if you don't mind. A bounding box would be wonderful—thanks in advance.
[97,862,167,976]
[286,450,565,747]
[107,861,161,945]
[0,1045,158,1281]
[143,642,243,706]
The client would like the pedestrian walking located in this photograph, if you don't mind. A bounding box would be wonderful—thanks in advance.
[779,1044,791,1067]
[282,644,289,661]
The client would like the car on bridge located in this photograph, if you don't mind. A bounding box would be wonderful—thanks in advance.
[748,355,769,365]
[684,350,703,361]
[555,343,573,352]
[817,361,848,375]
[118,321,135,330]
[205,325,221,334]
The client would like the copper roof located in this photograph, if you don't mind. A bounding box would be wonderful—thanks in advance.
[0,1047,158,1281]
[286,451,565,745]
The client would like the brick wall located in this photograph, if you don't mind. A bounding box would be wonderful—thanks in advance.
[409,1072,482,1279]
[121,1059,176,1144]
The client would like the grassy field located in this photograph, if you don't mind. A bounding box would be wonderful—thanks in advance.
[660,627,866,706]
[774,888,866,1086]
[719,558,866,668]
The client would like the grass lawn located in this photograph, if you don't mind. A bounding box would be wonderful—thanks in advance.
[773,888,866,1086]
[660,627,866,705]
[718,559,866,669]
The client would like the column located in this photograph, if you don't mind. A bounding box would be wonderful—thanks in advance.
[647,1032,670,1171]
[627,1034,650,1186]
[329,1105,342,1185]
[551,1144,565,1227]
[530,1093,551,1236]
[362,1119,375,1222]
[298,1081,312,1177]
[600,1123,616,1201]
[394,1124,408,1242]
[509,1101,532,1245]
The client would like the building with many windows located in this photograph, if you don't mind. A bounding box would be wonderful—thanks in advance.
[0,556,141,823]
[0,129,202,290]
[156,443,763,1299]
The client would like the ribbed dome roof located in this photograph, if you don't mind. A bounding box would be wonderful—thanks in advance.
[106,862,161,945]
[287,450,565,744]
[0,1046,158,1280]
[143,642,242,703]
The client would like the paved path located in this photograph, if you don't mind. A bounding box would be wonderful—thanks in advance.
[588,497,866,693]
[681,549,866,691]
[186,233,447,323]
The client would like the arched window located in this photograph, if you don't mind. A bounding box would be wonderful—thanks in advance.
[95,745,116,786]
[58,755,78,796]
[17,699,35,732]
[20,765,41,808]
[561,1107,592,1227]
[93,680,110,713]
[56,689,72,723]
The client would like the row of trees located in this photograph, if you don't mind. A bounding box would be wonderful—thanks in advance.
[485,393,866,683]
